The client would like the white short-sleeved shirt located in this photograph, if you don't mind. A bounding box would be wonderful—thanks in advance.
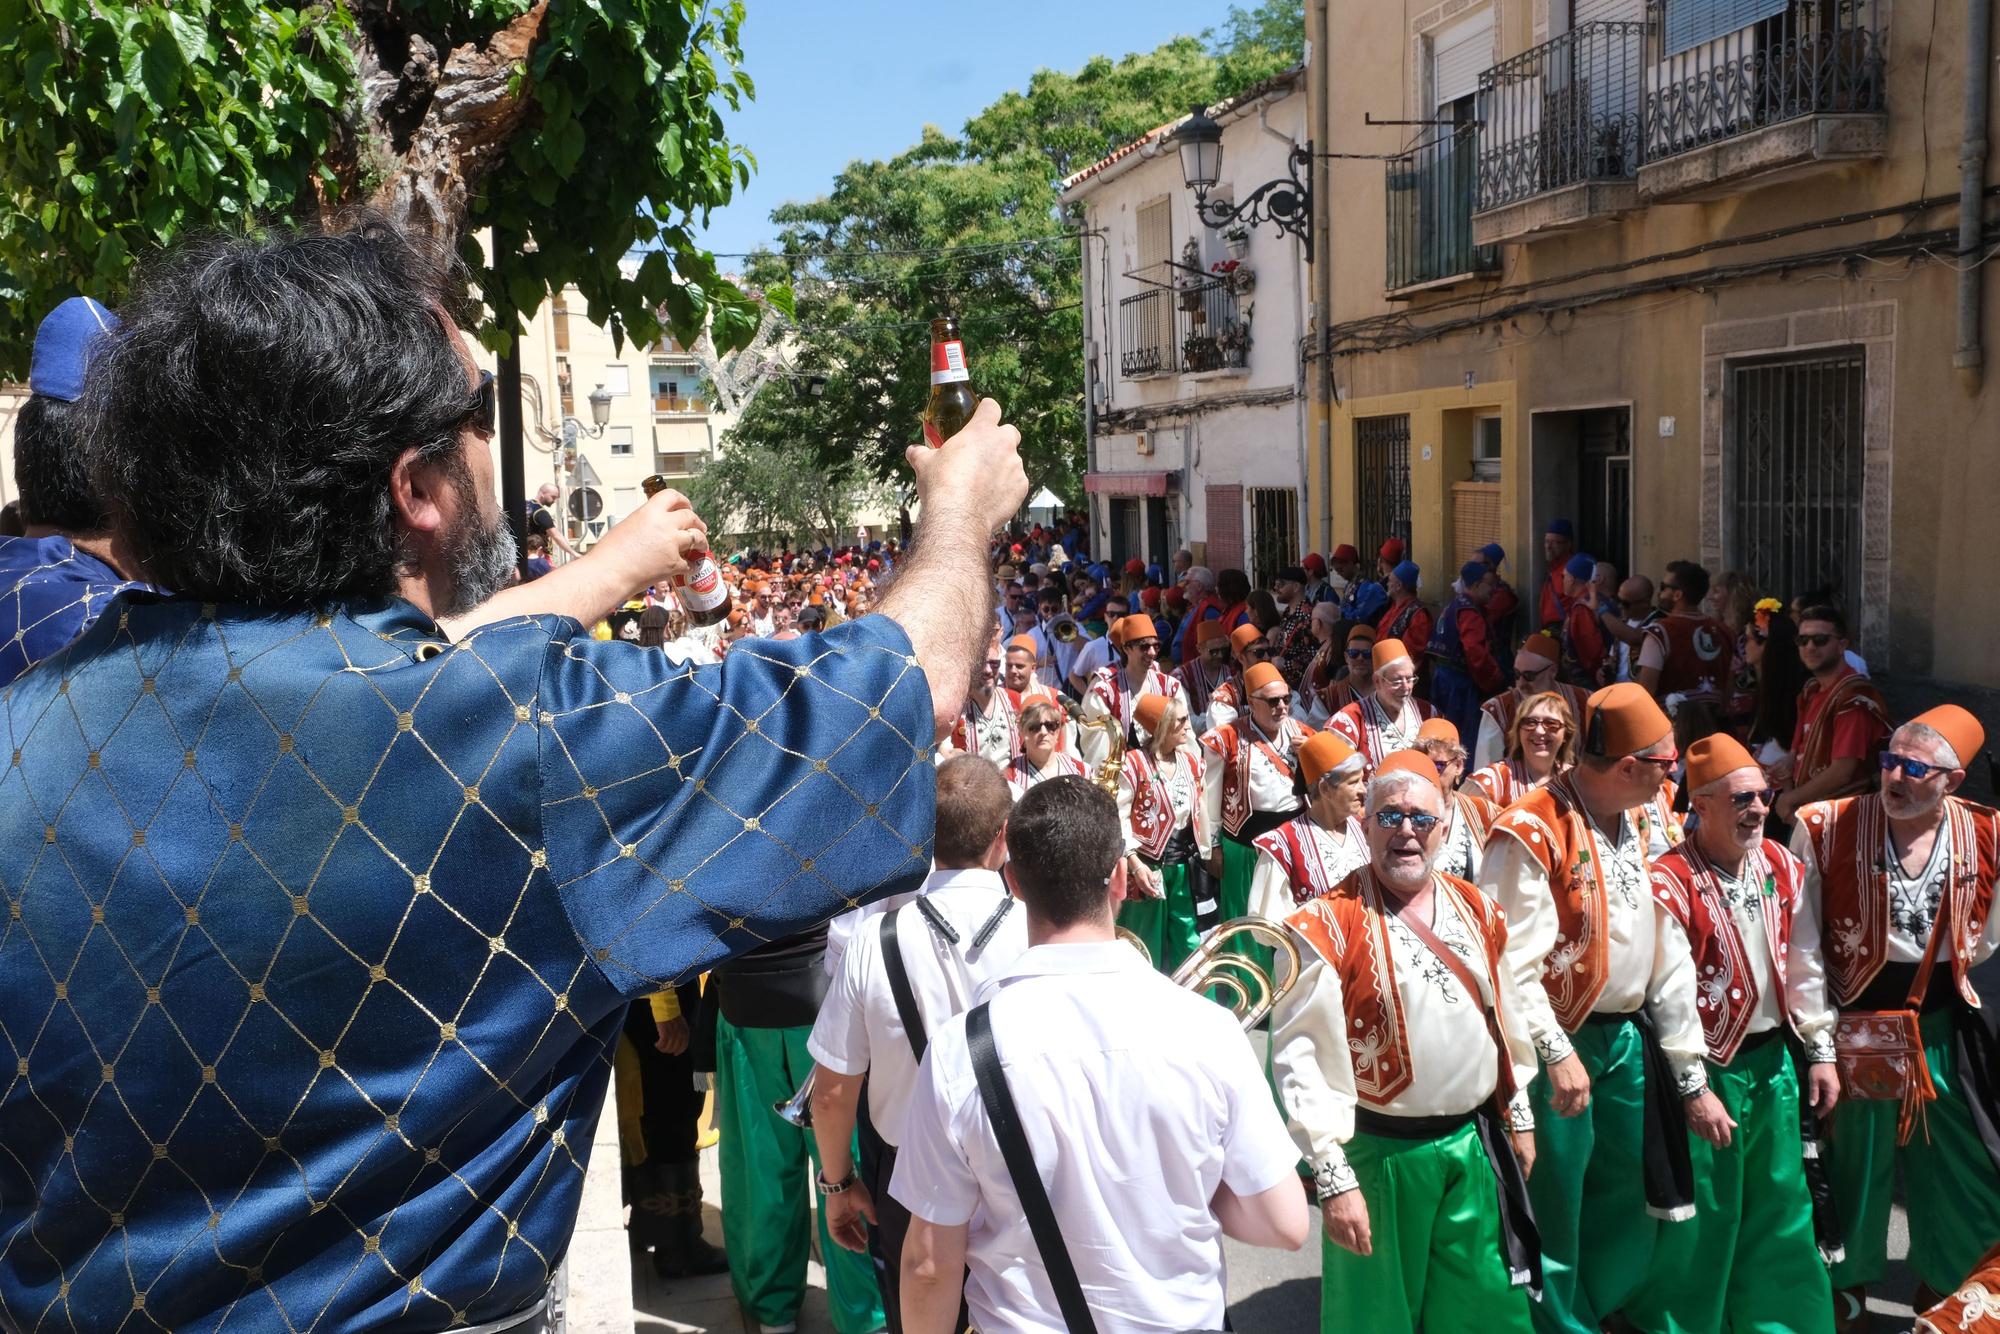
[891,941,1299,1333]
[1069,633,1118,687]
[807,868,1027,1146]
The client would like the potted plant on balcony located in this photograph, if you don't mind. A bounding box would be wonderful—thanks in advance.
[1183,330,1222,372]
[1223,225,1251,259]
[1216,320,1251,368]
[1211,257,1255,297]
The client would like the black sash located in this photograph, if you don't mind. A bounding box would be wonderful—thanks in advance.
[1627,1010,1698,1222]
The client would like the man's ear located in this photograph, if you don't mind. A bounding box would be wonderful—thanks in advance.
[1002,861,1024,902]
[1107,856,1127,909]
[388,446,449,539]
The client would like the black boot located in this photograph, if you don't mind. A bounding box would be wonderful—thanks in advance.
[625,1161,675,1258]
[652,1160,728,1278]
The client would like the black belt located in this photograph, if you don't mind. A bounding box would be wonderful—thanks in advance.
[1852,961,1961,1014]
[1143,824,1199,869]
[1736,1027,1783,1054]
[1583,1008,1639,1029]
[1354,1106,1477,1140]
[1226,805,1299,845]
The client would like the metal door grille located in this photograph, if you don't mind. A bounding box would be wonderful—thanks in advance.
[1729,350,1864,614]
[1355,414,1413,561]
[1248,488,1300,589]
[1578,408,1632,572]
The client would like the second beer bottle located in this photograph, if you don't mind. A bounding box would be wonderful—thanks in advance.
[924,315,977,447]
[642,472,731,628]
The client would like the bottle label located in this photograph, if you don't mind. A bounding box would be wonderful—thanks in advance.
[679,554,729,613]
[930,340,969,385]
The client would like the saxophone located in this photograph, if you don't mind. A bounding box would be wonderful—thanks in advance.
[1076,706,1125,793]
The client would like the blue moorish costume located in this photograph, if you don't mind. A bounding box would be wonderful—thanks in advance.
[0,534,147,689]
[0,593,935,1331]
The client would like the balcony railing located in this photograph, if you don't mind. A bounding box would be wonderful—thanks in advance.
[1119,289,1171,377]
[1641,0,1883,163]
[654,393,708,415]
[1477,21,1648,212]
[1386,128,1499,291]
[1175,277,1250,373]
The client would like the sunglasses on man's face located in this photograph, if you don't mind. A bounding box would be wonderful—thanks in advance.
[1346,647,1370,659]
[1798,634,1838,649]
[1252,693,1292,711]
[1881,751,1951,781]
[465,370,497,437]
[1374,809,1441,833]
[1725,788,1779,810]
[1247,644,1274,660]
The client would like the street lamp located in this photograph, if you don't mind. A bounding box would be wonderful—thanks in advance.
[562,383,615,446]
[1171,104,1314,262]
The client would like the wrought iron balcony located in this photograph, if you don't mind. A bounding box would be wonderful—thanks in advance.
[1175,277,1251,373]
[1640,0,1884,165]
[1477,21,1648,214]
[1386,128,1500,293]
[1118,289,1171,378]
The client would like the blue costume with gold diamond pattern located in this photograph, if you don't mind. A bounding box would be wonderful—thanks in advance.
[0,593,934,1330]
[0,534,148,689]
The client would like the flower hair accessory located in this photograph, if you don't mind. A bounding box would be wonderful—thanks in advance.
[1753,597,1782,632]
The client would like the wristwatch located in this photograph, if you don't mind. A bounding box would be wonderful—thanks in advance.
[815,1168,857,1196]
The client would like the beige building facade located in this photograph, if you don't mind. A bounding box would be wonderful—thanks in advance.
[1305,0,2000,688]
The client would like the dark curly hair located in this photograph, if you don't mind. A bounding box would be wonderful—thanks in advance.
[14,394,108,533]
[87,217,476,605]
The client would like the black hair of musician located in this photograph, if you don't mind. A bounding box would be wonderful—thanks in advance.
[935,755,1013,867]
[86,214,480,605]
[1795,604,1848,638]
[1005,775,1122,928]
[14,395,108,534]
[1664,559,1710,606]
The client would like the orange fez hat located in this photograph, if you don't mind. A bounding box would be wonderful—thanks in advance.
[1134,692,1172,736]
[1243,662,1286,694]
[1115,614,1159,645]
[1197,619,1231,647]
[1911,704,1985,767]
[1519,632,1561,666]
[1006,634,1040,656]
[1299,731,1359,786]
[1416,717,1460,745]
[1376,748,1444,791]
[1684,733,1760,790]
[1371,637,1412,671]
[1581,682,1672,758]
[1347,623,1377,645]
[1230,624,1265,653]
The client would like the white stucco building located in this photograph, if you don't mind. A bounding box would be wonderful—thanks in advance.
[1061,65,1311,583]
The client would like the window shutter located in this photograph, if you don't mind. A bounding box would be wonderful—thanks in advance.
[1665,0,1788,56]
[1573,0,1645,25]
[1432,7,1495,108]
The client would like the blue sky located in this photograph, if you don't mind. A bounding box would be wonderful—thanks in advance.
[693,0,1238,259]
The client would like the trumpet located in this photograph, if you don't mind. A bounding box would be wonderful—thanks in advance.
[1171,917,1301,1030]
[774,1065,816,1129]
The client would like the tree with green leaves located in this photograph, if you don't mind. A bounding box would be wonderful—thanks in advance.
[684,431,884,553]
[718,2,1303,510]
[0,0,780,374]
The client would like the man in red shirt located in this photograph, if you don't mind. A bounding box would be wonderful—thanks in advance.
[1774,605,1888,823]
[1558,553,1607,687]
[1539,519,1576,631]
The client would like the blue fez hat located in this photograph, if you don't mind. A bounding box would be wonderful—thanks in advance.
[29,297,119,402]
[1391,560,1420,588]
[1460,559,1489,586]
[1546,518,1576,539]
[1478,542,1505,565]
[1565,553,1597,580]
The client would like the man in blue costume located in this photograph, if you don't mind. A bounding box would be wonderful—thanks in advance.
[0,297,149,688]
[0,220,1025,1331]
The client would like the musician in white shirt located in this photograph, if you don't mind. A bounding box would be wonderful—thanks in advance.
[809,756,1029,1334]
[892,777,1308,1333]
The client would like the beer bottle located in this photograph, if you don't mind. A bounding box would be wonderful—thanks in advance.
[643,473,731,628]
[924,315,977,447]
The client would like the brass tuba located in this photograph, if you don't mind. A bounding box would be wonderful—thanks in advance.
[1170,917,1301,1031]
[1049,614,1082,644]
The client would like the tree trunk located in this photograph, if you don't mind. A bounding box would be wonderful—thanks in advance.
[328,0,550,242]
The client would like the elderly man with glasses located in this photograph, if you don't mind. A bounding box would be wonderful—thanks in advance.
[1076,613,1182,772]
[1625,733,1841,1334]
[1472,633,1589,772]
[1200,662,1317,930]
[1330,637,1436,766]
[1478,684,1712,1334]
[1272,750,1542,1334]
[1791,705,2000,1327]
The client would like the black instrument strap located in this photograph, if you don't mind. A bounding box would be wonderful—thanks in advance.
[881,907,929,1063]
[966,1003,1099,1334]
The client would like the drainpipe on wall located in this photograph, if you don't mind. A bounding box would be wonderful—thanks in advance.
[1310,0,1335,550]
[1081,219,1100,550]
[1955,0,1992,394]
